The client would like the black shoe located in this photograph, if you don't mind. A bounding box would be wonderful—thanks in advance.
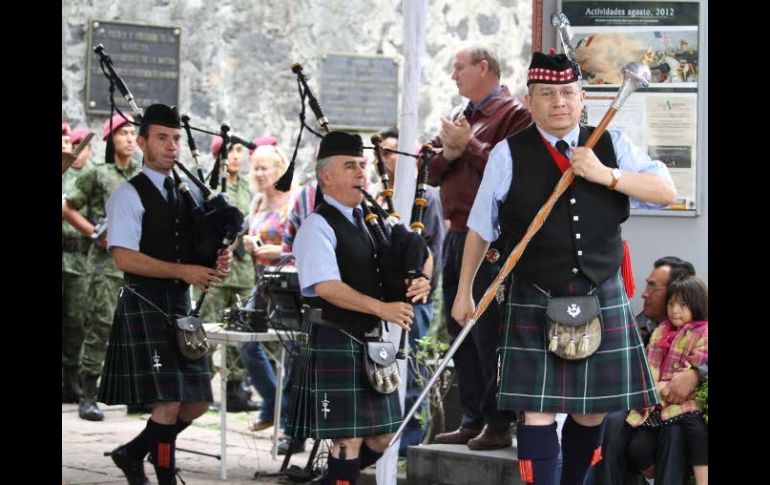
[79,398,105,421]
[277,436,306,455]
[225,380,260,412]
[110,445,150,485]
[79,375,104,421]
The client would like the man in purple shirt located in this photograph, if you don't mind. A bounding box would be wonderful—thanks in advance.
[428,42,531,450]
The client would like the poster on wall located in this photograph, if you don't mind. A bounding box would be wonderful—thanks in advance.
[558,0,701,213]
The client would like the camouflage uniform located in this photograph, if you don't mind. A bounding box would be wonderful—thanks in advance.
[65,159,142,379]
[194,175,255,382]
[62,165,93,402]
[62,166,92,367]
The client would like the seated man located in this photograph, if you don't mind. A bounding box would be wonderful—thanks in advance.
[588,256,706,485]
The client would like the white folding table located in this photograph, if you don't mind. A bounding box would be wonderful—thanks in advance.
[203,324,298,480]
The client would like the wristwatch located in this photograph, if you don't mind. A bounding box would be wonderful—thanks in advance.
[608,168,622,190]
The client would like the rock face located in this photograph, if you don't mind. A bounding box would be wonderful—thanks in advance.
[62,0,531,180]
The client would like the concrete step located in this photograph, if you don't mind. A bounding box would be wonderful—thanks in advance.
[407,443,525,485]
[359,464,408,485]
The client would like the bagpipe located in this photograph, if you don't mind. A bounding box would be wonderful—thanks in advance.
[286,63,432,360]
[93,44,248,317]
[363,141,437,359]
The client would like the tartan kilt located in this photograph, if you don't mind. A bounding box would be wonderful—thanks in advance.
[285,323,402,439]
[98,282,213,405]
[497,270,658,414]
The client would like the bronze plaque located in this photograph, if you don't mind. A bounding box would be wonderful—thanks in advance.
[320,53,399,132]
[86,20,181,114]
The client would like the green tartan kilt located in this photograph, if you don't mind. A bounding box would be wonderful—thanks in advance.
[98,282,213,405]
[497,270,658,414]
[285,323,402,439]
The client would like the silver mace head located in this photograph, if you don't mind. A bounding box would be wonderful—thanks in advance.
[550,12,570,29]
[613,62,652,110]
[550,12,577,66]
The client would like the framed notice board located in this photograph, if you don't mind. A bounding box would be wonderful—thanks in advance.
[556,0,704,215]
[86,20,181,114]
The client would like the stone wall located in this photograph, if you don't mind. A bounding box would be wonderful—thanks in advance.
[62,0,531,180]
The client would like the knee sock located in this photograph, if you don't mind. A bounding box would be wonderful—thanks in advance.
[359,442,383,469]
[321,455,361,485]
[123,419,154,460]
[516,422,560,485]
[147,420,178,485]
[560,415,605,485]
[175,418,192,436]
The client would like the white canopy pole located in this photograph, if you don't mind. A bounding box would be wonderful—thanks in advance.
[376,1,427,484]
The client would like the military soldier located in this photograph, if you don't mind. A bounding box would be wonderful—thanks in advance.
[62,113,141,421]
[62,122,73,153]
[62,128,94,403]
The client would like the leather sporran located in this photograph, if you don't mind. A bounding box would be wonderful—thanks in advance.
[174,315,209,360]
[363,339,400,394]
[545,295,602,360]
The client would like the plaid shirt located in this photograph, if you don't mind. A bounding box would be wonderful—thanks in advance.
[627,319,708,426]
[281,181,318,256]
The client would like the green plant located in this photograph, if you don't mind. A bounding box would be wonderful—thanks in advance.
[409,335,454,443]
[695,380,708,424]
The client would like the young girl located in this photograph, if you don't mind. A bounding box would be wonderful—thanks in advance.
[627,276,708,485]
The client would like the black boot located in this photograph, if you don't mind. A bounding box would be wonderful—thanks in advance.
[225,380,259,412]
[79,375,105,421]
[62,365,82,404]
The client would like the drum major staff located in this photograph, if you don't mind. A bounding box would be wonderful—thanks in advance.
[451,52,676,485]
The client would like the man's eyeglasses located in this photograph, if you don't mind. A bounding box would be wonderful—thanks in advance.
[532,88,581,100]
[644,282,666,293]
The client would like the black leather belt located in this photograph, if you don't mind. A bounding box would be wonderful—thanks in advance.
[303,306,344,330]
[303,305,381,339]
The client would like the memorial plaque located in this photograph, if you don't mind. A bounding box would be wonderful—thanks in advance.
[86,20,181,114]
[320,53,398,132]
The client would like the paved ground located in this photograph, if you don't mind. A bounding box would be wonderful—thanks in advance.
[62,374,321,485]
[62,403,324,484]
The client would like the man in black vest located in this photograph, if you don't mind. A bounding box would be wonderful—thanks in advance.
[98,104,233,485]
[451,52,677,485]
[287,131,432,485]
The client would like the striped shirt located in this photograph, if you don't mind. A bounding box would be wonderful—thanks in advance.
[281,180,318,256]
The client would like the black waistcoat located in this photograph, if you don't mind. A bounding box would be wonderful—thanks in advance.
[123,172,195,291]
[305,202,384,337]
[499,124,629,291]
